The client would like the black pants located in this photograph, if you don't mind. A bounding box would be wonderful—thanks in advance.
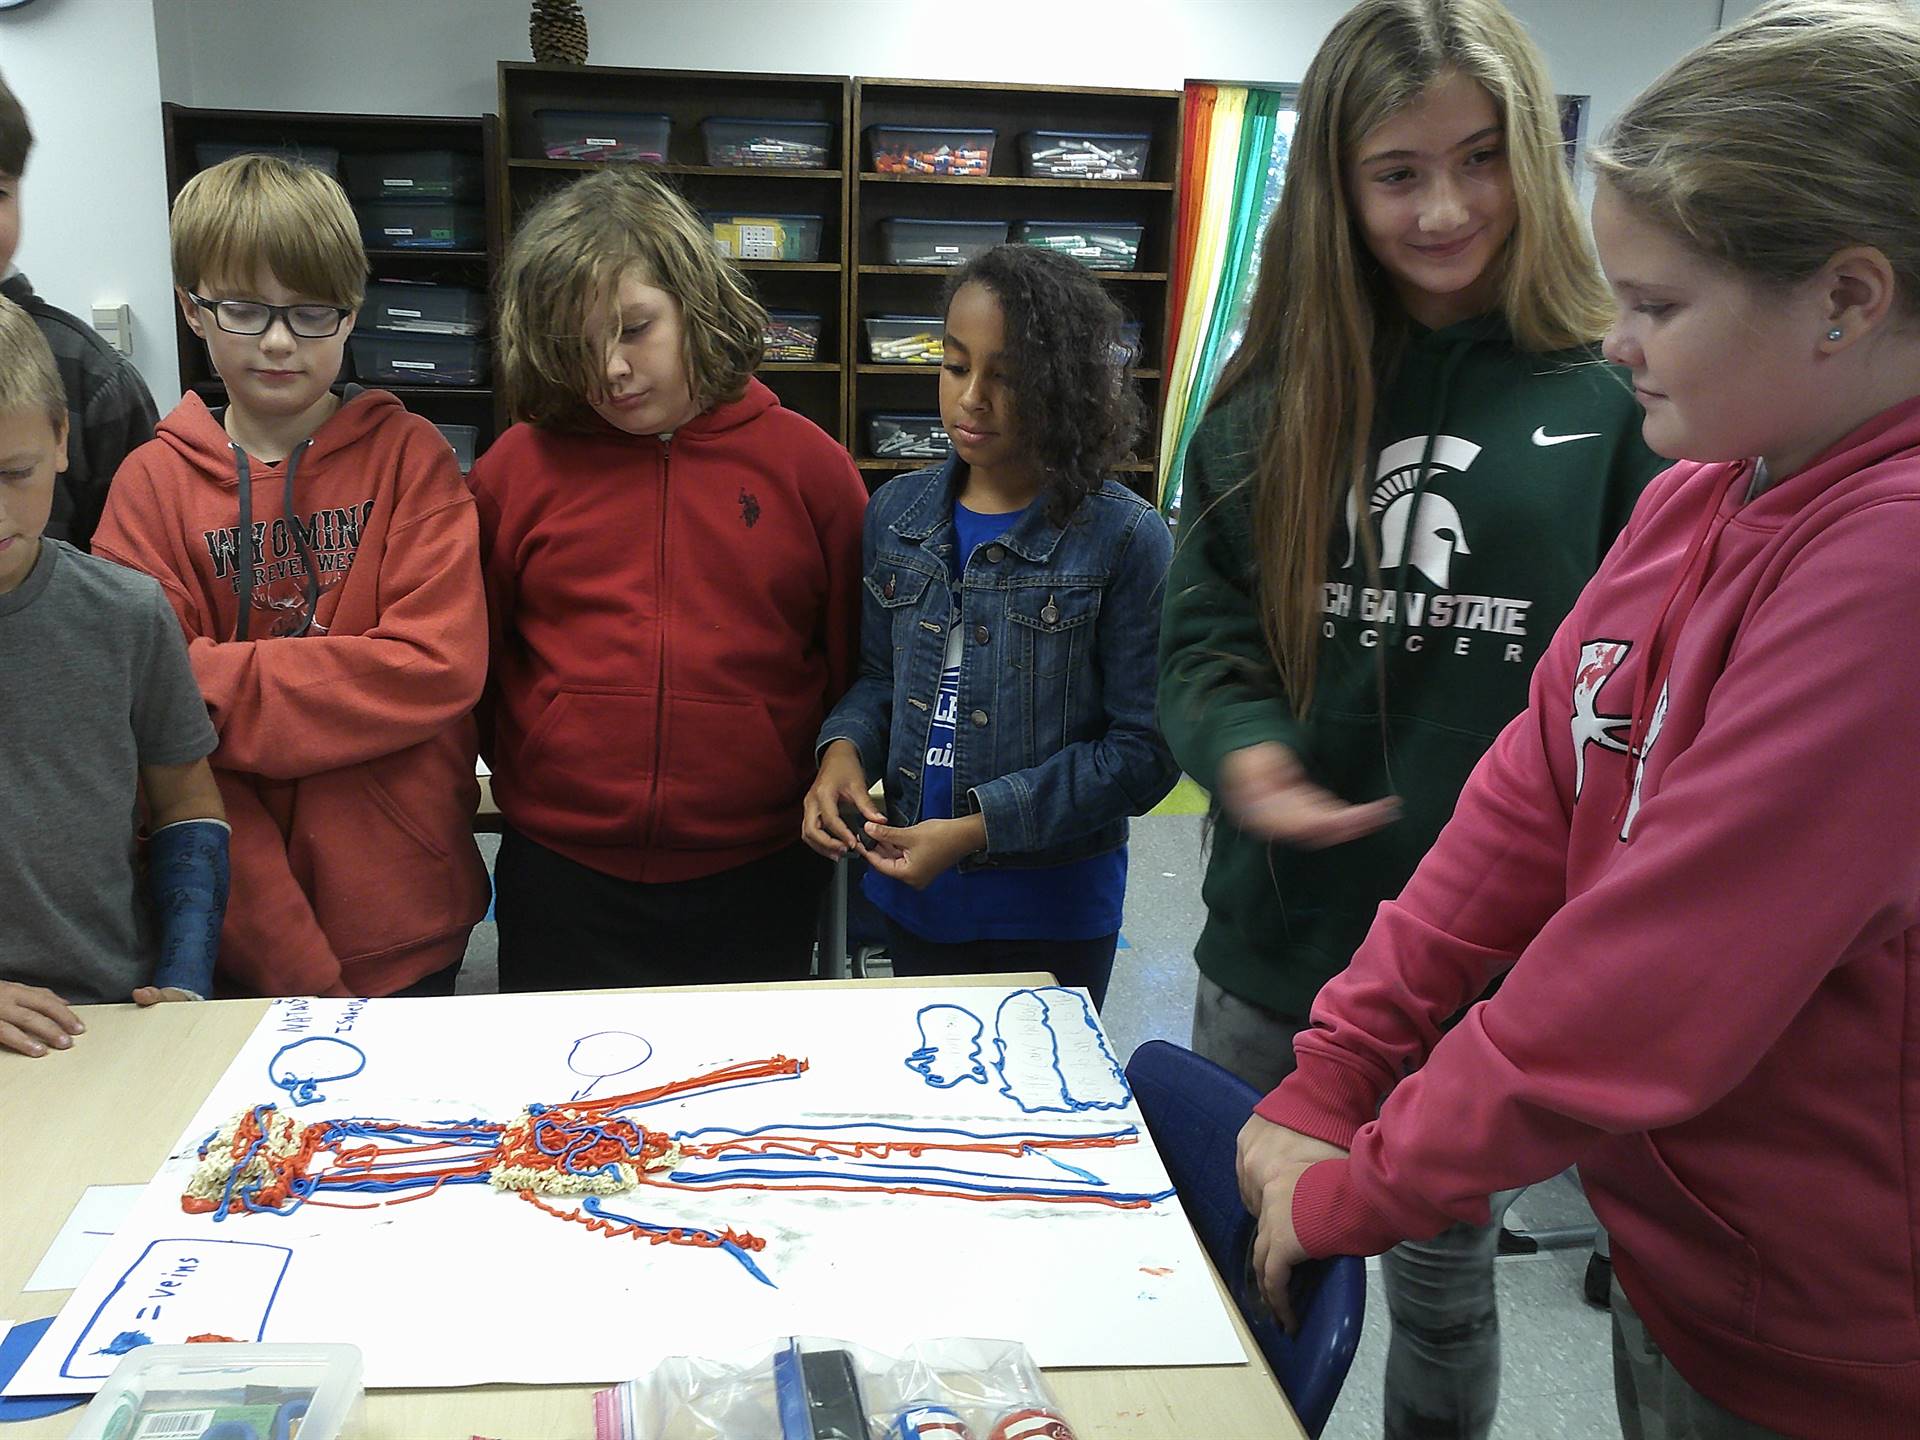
[882,919,1120,1009]
[494,825,831,992]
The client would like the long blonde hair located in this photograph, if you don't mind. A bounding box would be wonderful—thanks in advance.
[1216,0,1610,715]
[496,167,767,431]
[1591,0,1920,319]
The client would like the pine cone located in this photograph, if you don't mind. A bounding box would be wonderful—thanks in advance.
[530,0,589,65]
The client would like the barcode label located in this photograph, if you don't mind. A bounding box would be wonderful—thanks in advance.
[135,1411,216,1438]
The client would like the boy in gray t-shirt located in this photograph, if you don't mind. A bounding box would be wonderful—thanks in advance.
[0,298,229,1056]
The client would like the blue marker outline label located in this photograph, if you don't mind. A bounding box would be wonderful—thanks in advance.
[61,1238,292,1379]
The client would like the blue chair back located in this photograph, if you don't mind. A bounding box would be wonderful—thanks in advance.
[1124,1039,1366,1437]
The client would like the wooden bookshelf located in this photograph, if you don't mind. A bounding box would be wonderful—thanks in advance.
[495,63,852,444]
[848,78,1184,500]
[159,103,502,467]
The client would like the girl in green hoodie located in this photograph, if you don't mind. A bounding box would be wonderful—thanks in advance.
[1159,2,1664,1435]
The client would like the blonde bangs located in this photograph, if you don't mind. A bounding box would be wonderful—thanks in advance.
[0,298,65,429]
[496,167,767,432]
[171,155,366,308]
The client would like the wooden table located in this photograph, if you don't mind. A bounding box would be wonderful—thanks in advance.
[0,979,1304,1439]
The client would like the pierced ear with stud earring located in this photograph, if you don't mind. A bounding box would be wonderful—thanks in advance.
[1828,328,1845,341]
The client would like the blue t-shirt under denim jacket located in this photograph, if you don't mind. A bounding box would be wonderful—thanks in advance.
[817,454,1179,942]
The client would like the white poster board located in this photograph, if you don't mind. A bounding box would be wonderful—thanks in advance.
[10,988,1244,1394]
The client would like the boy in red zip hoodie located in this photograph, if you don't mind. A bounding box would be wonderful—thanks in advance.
[473,167,866,991]
[1239,4,1920,1436]
[94,155,489,998]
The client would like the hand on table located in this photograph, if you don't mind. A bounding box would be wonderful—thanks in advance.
[0,980,86,1057]
[1218,742,1399,848]
[860,814,986,890]
[132,986,202,1006]
[802,741,883,859]
[1237,1114,1349,1332]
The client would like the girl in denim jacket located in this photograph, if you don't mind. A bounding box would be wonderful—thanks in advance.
[804,246,1177,1006]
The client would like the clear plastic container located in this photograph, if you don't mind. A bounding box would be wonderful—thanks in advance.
[868,411,951,461]
[194,140,341,177]
[349,331,489,386]
[534,109,671,162]
[700,116,833,169]
[1013,218,1145,271]
[863,313,944,365]
[357,199,485,251]
[1018,130,1153,181]
[704,211,825,262]
[68,1342,364,1440]
[362,280,488,336]
[434,422,480,473]
[867,124,995,176]
[763,310,825,362]
[342,149,482,200]
[879,217,1008,267]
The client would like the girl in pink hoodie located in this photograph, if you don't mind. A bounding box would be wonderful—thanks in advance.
[1239,5,1920,1436]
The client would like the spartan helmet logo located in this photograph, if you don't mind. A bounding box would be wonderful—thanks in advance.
[1344,435,1483,591]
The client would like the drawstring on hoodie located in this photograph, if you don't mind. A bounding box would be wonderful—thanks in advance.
[229,437,318,641]
[1607,458,1749,833]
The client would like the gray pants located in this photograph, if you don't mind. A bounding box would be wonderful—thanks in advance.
[1192,975,1517,1440]
[1611,1280,1787,1440]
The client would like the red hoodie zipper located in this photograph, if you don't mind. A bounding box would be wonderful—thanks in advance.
[641,434,672,855]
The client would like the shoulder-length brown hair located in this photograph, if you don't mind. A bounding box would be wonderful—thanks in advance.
[1215,0,1612,715]
[496,167,767,431]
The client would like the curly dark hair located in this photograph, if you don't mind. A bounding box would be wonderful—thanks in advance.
[942,244,1144,526]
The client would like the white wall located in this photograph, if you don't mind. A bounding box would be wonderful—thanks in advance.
[4,0,1746,408]
[0,0,178,400]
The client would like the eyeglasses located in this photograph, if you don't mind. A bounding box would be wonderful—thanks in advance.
[189,292,353,338]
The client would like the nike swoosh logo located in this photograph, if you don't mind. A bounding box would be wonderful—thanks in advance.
[1533,427,1603,447]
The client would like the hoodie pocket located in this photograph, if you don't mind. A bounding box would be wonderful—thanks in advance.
[1603,1133,1761,1338]
[653,694,794,849]
[519,687,659,833]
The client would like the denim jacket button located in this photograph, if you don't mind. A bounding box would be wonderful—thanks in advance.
[1041,601,1060,625]
[974,625,990,645]
[984,545,1005,563]
[970,709,989,727]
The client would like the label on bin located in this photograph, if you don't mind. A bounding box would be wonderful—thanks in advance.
[588,136,617,146]
[392,360,436,371]
[935,245,958,253]
[383,227,413,236]
[390,307,423,318]
[385,177,415,187]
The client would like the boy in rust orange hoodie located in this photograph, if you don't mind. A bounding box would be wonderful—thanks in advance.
[94,155,489,998]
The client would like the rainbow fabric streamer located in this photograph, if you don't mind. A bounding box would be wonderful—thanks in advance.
[1158,83,1299,517]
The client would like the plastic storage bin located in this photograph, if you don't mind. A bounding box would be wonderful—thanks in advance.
[434,423,480,473]
[342,149,482,200]
[1120,320,1145,365]
[700,116,833,169]
[879,217,1009,267]
[867,411,951,461]
[358,199,484,251]
[863,313,944,365]
[534,109,671,162]
[762,311,824,362]
[362,280,488,336]
[703,212,825,262]
[1019,130,1153,180]
[194,140,340,176]
[1014,218,1144,271]
[349,331,489,386]
[68,1342,364,1440]
[867,124,995,176]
